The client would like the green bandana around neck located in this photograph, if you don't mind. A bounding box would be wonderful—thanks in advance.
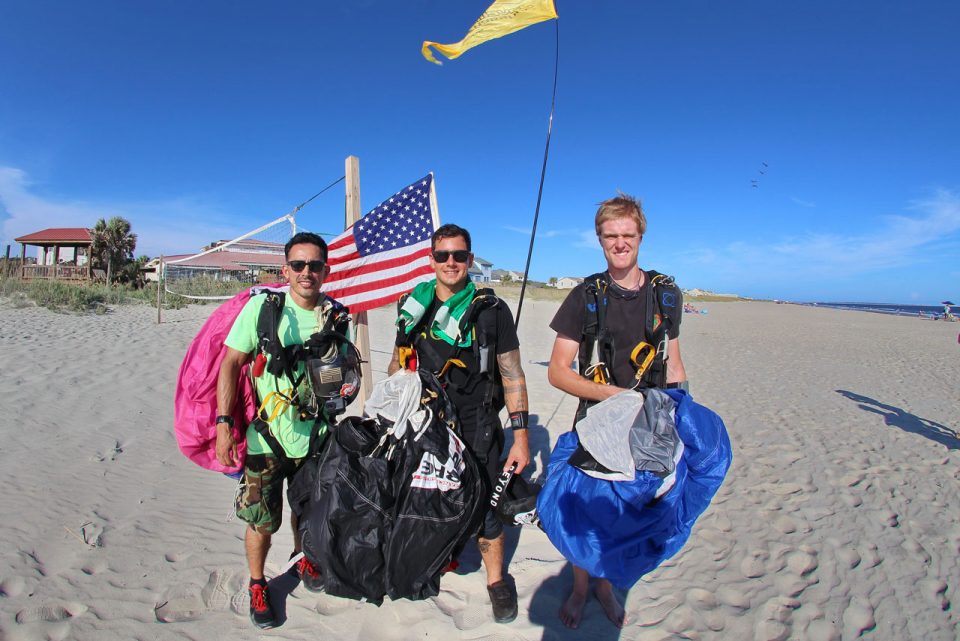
[397,279,476,346]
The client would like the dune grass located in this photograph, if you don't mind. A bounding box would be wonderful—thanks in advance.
[0,277,164,313]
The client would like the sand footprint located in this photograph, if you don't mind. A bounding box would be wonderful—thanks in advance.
[435,592,489,631]
[154,582,205,622]
[15,601,87,624]
[900,538,931,564]
[634,595,683,626]
[858,543,882,569]
[805,617,841,641]
[773,515,799,535]
[840,472,865,487]
[42,621,72,641]
[80,559,108,575]
[715,585,750,610]
[0,575,26,597]
[770,482,804,497]
[917,578,950,611]
[311,592,357,617]
[786,549,818,577]
[841,596,875,637]
[754,595,799,641]
[834,546,861,569]
[685,588,724,631]
[200,569,239,611]
[739,549,769,579]
[839,492,863,508]
[75,520,104,548]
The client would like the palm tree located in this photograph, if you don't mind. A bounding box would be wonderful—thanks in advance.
[90,217,137,285]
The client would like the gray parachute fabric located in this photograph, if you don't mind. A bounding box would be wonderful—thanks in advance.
[575,390,684,489]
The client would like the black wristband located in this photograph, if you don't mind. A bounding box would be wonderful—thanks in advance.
[216,415,235,427]
[508,411,529,431]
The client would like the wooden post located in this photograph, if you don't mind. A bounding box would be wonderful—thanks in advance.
[19,243,25,279]
[156,255,163,324]
[344,156,373,408]
[3,244,9,278]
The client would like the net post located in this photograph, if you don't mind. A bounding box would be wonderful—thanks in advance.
[345,156,373,408]
[156,255,163,324]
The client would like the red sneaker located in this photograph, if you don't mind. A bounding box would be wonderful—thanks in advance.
[297,556,324,593]
[248,582,277,629]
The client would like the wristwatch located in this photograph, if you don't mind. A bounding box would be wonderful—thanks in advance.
[215,415,235,427]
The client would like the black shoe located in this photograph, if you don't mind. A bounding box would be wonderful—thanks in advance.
[297,556,324,593]
[487,579,518,623]
[248,582,277,629]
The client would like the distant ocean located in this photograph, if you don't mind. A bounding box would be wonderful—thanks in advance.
[803,302,950,317]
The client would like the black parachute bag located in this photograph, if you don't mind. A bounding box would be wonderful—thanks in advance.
[290,369,486,603]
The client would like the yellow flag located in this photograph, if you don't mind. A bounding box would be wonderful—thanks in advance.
[422,0,558,65]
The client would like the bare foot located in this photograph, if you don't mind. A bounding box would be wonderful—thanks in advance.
[595,579,627,628]
[559,589,587,629]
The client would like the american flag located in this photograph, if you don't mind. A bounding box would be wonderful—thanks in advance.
[322,174,437,313]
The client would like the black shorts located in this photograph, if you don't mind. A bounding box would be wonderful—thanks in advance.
[460,409,505,540]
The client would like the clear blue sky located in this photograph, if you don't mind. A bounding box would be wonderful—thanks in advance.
[2,1,958,303]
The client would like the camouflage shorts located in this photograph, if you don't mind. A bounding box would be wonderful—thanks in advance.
[235,453,306,535]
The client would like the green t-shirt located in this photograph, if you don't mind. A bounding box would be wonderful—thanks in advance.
[225,293,330,458]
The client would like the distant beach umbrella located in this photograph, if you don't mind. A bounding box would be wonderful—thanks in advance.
[941,300,955,305]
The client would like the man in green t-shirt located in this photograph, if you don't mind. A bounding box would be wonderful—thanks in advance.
[214,231,341,629]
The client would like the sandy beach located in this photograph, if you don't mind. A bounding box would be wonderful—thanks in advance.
[0,296,957,641]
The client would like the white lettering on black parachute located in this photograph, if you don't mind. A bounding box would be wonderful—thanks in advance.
[289,368,486,603]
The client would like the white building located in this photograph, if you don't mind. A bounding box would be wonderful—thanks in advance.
[553,276,583,289]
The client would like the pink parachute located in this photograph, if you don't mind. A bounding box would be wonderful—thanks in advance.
[174,284,287,474]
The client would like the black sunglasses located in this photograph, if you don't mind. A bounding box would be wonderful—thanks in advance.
[286,260,326,273]
[432,250,470,263]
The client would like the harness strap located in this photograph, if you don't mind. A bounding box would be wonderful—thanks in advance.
[398,288,503,410]
[249,417,324,466]
[580,270,678,391]
[249,292,356,458]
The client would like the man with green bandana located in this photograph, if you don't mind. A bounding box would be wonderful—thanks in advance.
[389,223,530,624]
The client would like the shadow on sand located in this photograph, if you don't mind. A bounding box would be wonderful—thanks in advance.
[528,564,625,641]
[836,389,959,450]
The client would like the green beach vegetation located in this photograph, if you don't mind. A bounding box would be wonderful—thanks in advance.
[0,275,258,313]
[0,276,157,313]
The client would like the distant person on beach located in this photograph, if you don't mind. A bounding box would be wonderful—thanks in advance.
[546,193,688,629]
[389,223,530,624]
[215,232,345,629]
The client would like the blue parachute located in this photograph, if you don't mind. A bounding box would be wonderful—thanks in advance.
[536,390,732,589]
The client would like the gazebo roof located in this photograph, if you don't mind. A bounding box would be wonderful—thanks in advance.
[14,228,93,244]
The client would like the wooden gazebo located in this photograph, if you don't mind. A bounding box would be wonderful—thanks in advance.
[14,228,94,280]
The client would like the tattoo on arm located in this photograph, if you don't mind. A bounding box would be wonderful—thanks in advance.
[477,539,491,553]
[498,350,528,412]
[497,349,525,380]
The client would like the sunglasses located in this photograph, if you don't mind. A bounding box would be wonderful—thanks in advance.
[286,260,326,273]
[432,250,470,263]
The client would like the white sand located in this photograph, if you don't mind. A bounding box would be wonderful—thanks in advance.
[0,297,958,640]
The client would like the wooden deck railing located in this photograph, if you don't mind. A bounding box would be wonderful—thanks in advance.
[20,265,92,280]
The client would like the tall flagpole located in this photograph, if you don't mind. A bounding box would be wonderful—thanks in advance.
[515,18,559,330]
